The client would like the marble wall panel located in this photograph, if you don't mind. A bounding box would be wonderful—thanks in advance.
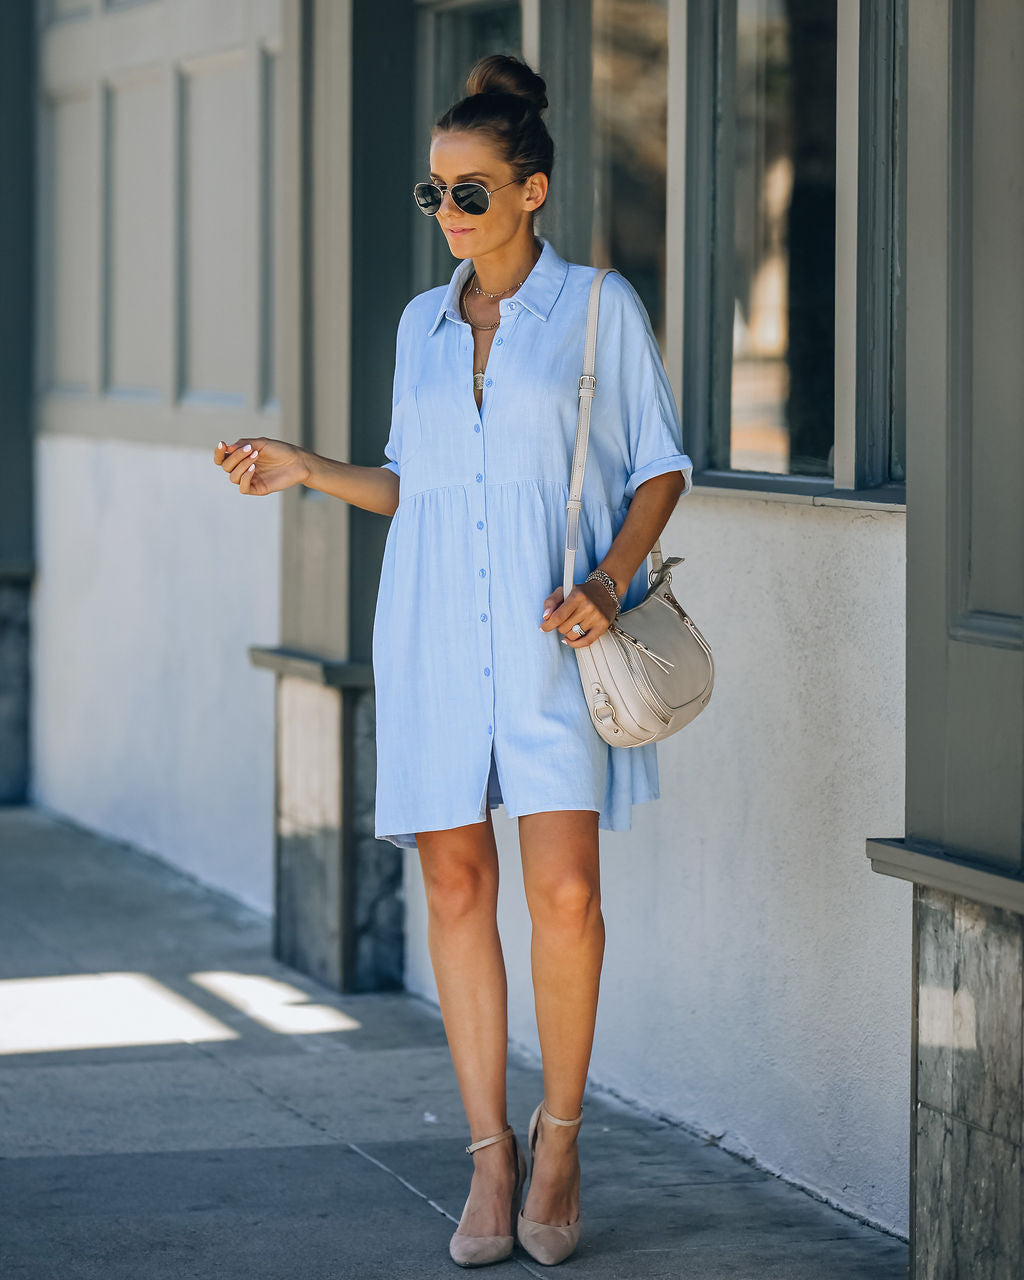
[913,886,1024,1278]
[952,898,1023,1144]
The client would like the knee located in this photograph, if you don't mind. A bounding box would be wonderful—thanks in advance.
[422,858,496,928]
[530,874,601,936]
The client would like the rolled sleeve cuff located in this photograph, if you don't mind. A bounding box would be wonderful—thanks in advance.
[625,453,693,501]
[381,461,400,476]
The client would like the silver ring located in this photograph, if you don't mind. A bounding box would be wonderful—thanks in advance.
[571,623,586,638]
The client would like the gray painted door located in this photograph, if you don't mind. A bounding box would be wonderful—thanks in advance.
[905,0,1024,873]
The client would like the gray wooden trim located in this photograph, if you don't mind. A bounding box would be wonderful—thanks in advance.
[942,0,1021,653]
[665,0,686,409]
[854,0,906,489]
[945,0,977,646]
[947,611,1023,651]
[0,0,35,575]
[694,470,834,499]
[902,0,952,848]
[692,477,905,512]
[0,564,35,583]
[831,0,859,491]
[710,0,736,473]
[866,837,1024,917]
[349,0,416,661]
[278,0,313,458]
[693,469,905,507]
[249,645,374,689]
[296,0,314,455]
[681,0,717,475]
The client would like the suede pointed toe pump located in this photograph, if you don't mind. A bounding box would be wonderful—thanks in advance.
[517,1102,584,1266]
[449,1124,528,1268]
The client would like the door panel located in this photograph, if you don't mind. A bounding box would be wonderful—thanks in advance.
[905,0,1024,869]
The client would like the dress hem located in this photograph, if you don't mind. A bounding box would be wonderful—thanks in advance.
[375,784,660,850]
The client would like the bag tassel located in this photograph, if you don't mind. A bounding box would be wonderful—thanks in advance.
[612,626,675,672]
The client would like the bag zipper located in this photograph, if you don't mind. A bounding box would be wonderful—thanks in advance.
[613,633,672,724]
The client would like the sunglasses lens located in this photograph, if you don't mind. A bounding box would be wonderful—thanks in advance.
[451,183,490,216]
[413,182,443,215]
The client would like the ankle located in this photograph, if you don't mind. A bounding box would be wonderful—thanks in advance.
[537,1119,580,1154]
[471,1137,518,1176]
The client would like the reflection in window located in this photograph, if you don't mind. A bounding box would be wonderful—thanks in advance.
[417,1,522,288]
[591,0,668,347]
[728,0,836,476]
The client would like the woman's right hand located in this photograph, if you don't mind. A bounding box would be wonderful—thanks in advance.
[213,438,310,496]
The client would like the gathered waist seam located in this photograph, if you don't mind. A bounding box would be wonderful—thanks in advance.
[398,477,629,509]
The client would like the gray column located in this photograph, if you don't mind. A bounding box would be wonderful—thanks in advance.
[255,0,415,991]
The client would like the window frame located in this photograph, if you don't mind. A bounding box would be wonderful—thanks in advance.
[679,0,907,504]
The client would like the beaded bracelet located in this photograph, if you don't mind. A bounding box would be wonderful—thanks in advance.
[585,568,621,619]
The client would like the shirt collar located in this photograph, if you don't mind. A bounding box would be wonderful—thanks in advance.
[426,236,569,337]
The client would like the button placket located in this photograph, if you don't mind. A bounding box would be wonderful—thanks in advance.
[470,318,498,735]
[468,300,519,736]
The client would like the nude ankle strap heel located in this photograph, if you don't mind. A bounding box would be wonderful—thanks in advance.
[516,1102,584,1266]
[449,1124,528,1268]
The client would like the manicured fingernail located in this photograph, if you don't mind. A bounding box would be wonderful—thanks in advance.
[542,609,551,619]
[561,638,568,645]
[251,450,258,459]
[248,463,255,471]
[243,443,252,452]
[217,440,225,448]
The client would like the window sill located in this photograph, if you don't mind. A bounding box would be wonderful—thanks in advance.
[249,645,374,689]
[867,837,1024,917]
[690,471,905,513]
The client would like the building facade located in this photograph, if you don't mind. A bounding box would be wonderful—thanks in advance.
[12,1,1021,1267]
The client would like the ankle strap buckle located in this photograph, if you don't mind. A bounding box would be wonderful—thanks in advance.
[466,1124,514,1154]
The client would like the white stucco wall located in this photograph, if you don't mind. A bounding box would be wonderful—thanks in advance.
[31,436,281,915]
[404,490,910,1237]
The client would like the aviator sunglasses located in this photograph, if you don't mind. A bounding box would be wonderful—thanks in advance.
[413,176,524,217]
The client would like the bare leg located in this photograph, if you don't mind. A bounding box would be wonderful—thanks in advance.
[417,810,517,1237]
[518,809,604,1227]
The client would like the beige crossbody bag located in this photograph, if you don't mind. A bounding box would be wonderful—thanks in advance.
[564,268,714,747]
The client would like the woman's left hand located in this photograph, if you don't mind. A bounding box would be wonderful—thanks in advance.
[539,581,617,648]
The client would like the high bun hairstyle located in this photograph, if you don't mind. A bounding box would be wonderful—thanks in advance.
[433,54,555,205]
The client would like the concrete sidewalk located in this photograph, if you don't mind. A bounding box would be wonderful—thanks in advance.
[0,808,908,1279]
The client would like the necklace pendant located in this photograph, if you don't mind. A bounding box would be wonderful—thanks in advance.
[473,371,485,390]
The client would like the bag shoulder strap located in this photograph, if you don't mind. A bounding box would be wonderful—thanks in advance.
[562,269,663,601]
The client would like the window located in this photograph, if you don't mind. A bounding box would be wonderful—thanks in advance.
[685,0,906,495]
[413,0,522,291]
[590,0,669,346]
[404,0,905,498]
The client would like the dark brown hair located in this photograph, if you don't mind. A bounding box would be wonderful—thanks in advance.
[432,54,555,205]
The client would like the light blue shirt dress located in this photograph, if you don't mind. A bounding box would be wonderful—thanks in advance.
[372,236,693,849]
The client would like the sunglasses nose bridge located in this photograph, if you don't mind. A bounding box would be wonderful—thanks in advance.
[437,185,459,213]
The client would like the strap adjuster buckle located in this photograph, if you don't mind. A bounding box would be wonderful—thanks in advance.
[578,374,597,393]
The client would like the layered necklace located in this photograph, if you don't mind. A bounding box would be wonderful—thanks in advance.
[461,264,531,391]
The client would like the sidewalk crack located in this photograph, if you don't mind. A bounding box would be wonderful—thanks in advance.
[346,1143,545,1278]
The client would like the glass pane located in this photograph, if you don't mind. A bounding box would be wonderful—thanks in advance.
[419,2,522,288]
[591,0,669,347]
[727,0,836,476]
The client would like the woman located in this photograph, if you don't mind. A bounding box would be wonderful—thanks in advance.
[214,53,692,1269]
